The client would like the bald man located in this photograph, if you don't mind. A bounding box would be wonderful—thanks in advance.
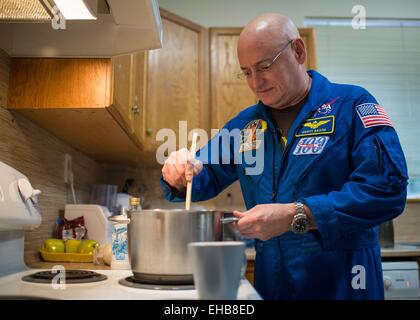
[161,14,407,300]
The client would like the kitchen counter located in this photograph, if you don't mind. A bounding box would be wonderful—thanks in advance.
[30,261,111,270]
[245,243,420,260]
[381,243,420,258]
[0,269,261,300]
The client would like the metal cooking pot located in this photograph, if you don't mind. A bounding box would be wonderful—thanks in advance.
[109,209,239,284]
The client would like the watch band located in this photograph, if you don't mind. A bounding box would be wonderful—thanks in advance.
[291,202,310,234]
[295,202,306,215]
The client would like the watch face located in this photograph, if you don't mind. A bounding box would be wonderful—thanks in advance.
[293,215,310,234]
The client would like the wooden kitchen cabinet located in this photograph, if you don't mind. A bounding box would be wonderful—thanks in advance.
[109,51,147,147]
[7,57,147,166]
[210,28,257,131]
[141,9,209,152]
[0,49,10,108]
[6,12,314,166]
[110,9,209,153]
[210,27,317,130]
[131,52,148,145]
[110,9,209,155]
[111,54,135,136]
[299,28,318,71]
[110,51,148,144]
[6,9,209,166]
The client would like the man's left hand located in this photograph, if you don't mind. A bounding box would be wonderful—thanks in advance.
[233,204,296,241]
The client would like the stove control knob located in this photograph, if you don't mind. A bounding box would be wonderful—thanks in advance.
[383,276,392,290]
[17,179,42,202]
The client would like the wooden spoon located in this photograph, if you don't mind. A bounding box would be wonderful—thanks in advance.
[185,132,198,210]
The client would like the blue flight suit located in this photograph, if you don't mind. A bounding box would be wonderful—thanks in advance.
[161,70,408,300]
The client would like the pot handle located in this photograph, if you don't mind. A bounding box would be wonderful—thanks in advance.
[108,215,130,224]
[220,217,239,224]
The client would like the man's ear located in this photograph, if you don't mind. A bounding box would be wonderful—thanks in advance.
[292,38,307,65]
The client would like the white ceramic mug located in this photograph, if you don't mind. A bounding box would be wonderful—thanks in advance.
[188,241,246,300]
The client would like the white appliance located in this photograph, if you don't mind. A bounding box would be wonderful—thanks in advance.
[0,161,42,277]
[382,261,420,300]
[0,0,163,57]
[0,161,261,300]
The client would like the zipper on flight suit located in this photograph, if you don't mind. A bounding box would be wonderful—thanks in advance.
[272,130,282,200]
[272,110,315,201]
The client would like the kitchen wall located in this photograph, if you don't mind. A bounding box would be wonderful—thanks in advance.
[0,49,106,266]
[158,0,420,27]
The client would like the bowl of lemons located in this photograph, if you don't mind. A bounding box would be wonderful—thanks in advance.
[40,239,99,262]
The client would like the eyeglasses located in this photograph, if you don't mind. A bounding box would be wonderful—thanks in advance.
[237,39,293,80]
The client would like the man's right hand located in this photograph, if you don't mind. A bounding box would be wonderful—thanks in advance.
[161,148,203,192]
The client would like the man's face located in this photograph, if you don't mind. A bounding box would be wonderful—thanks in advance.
[238,39,300,109]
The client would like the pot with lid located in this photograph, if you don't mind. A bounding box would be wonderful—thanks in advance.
[109,207,240,284]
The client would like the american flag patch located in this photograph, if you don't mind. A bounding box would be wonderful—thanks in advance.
[356,103,393,128]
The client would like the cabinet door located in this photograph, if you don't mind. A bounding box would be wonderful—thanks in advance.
[0,49,10,108]
[8,58,112,109]
[131,52,147,144]
[143,11,208,151]
[210,28,257,131]
[299,28,318,70]
[111,54,134,134]
[210,27,317,130]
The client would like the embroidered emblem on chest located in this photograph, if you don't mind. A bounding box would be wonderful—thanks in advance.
[293,136,330,155]
[296,115,335,137]
[313,97,339,117]
[239,119,267,152]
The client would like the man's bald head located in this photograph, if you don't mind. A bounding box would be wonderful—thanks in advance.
[236,13,310,110]
[238,13,300,49]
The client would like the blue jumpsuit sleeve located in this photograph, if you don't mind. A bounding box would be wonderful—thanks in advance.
[301,93,408,247]
[161,121,239,203]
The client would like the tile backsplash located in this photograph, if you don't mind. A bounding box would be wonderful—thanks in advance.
[0,107,106,266]
[0,49,106,266]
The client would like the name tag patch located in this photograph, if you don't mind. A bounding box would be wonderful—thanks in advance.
[296,115,335,137]
[293,136,330,156]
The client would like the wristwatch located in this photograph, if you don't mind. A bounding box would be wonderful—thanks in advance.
[291,202,310,234]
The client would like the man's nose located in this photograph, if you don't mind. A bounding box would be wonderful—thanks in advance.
[249,71,265,90]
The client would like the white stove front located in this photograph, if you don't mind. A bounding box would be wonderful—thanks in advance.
[0,269,260,300]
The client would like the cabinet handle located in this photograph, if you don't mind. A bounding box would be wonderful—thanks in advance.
[132,105,140,115]
[146,128,153,136]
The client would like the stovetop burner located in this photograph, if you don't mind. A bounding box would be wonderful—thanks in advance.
[22,270,107,284]
[119,276,195,290]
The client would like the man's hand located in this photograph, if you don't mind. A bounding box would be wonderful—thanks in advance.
[161,148,203,192]
[233,203,296,240]
[233,203,316,241]
[233,204,295,241]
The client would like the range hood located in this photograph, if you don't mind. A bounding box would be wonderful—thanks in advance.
[0,0,163,57]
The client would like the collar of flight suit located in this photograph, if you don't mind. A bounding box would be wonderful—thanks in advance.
[254,70,334,139]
